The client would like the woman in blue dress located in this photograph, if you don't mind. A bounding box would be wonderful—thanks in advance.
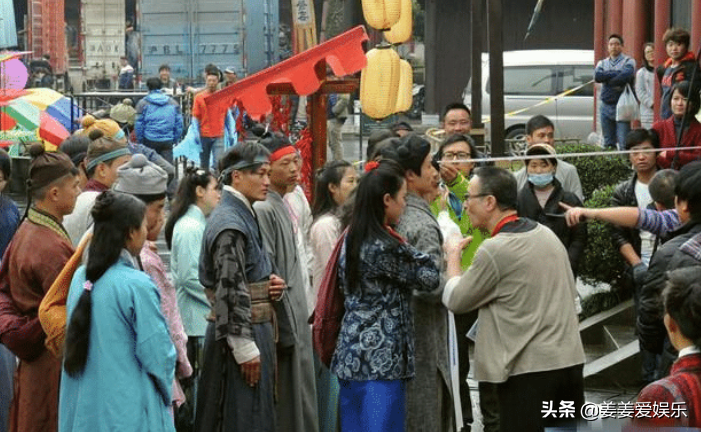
[331,160,440,432]
[60,191,176,432]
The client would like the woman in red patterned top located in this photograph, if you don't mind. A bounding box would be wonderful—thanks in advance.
[634,266,701,428]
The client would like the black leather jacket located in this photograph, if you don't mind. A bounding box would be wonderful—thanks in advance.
[609,174,641,258]
[637,221,701,353]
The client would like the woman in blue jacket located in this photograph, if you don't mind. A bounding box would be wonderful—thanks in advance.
[60,191,176,432]
[332,160,440,432]
[163,166,220,424]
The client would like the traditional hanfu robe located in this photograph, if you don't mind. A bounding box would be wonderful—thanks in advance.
[59,253,176,432]
[255,190,319,432]
[196,188,277,432]
[397,193,454,432]
[1,208,74,432]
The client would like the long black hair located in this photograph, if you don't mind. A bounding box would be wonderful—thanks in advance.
[164,167,214,249]
[63,191,146,377]
[345,159,405,293]
[312,160,353,219]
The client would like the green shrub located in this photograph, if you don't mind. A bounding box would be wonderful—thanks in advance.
[557,144,632,199]
[577,185,631,298]
[580,291,625,320]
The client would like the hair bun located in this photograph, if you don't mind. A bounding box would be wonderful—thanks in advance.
[88,129,105,141]
[28,143,46,158]
[91,191,116,222]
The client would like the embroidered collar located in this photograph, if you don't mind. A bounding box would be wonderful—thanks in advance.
[27,207,70,242]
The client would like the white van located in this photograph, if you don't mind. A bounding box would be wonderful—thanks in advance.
[463,50,595,143]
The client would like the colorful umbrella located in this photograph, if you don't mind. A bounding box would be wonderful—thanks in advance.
[18,88,84,132]
[0,98,69,148]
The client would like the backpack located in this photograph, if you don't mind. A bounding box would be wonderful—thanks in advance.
[309,231,346,367]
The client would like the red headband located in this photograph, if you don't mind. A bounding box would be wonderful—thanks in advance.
[269,146,297,163]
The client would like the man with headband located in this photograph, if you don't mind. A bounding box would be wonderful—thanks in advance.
[254,135,319,432]
[0,144,80,432]
[196,143,285,431]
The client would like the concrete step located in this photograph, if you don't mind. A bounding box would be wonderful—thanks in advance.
[578,299,642,388]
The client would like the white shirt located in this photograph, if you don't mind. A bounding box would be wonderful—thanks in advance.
[635,179,655,266]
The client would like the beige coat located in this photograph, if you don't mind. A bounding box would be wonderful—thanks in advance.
[443,221,585,383]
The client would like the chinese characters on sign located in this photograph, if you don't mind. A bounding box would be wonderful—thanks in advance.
[293,0,313,26]
[541,401,689,421]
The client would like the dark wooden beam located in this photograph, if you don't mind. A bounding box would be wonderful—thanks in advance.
[471,0,485,149]
[423,0,472,114]
[488,0,505,156]
[309,60,328,194]
[267,78,359,95]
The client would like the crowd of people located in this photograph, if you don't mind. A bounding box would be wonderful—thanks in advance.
[0,28,700,432]
[596,27,701,167]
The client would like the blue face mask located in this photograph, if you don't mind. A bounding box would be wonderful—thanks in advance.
[114,129,125,140]
[528,173,554,187]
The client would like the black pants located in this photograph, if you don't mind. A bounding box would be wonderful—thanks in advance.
[454,311,477,427]
[497,364,584,432]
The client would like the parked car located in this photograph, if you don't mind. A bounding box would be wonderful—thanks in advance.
[463,50,595,148]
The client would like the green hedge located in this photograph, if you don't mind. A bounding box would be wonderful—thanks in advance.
[557,144,632,199]
[577,184,627,288]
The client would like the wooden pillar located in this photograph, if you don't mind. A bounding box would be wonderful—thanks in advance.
[691,0,701,53]
[423,0,472,114]
[606,0,623,37]
[654,0,671,122]
[470,0,485,149]
[593,0,605,132]
[309,60,328,183]
[622,0,646,67]
[488,0,505,156]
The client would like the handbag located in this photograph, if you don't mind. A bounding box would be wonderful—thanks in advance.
[616,84,640,122]
[308,230,347,367]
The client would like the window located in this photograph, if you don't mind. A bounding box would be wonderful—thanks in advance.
[487,66,557,96]
[560,66,594,97]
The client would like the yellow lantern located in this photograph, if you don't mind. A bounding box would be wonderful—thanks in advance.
[362,0,401,30]
[384,0,412,44]
[360,45,401,119]
[395,59,413,113]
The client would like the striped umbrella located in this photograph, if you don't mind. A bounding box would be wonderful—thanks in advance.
[18,88,84,132]
[0,98,69,149]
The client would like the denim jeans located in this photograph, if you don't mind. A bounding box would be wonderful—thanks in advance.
[142,138,176,196]
[200,137,224,170]
[600,102,631,150]
[142,138,174,165]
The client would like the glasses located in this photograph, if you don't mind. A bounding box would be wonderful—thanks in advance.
[464,192,489,201]
[442,152,471,161]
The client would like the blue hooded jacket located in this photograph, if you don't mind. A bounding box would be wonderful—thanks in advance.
[135,91,184,143]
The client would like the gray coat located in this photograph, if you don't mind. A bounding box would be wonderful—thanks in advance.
[397,192,454,431]
[255,191,319,432]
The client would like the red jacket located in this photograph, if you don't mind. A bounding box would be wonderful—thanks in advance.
[633,352,701,428]
[652,117,701,169]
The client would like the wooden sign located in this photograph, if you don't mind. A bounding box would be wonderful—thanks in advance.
[291,0,318,53]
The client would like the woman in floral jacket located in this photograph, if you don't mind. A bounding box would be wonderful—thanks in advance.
[331,160,440,432]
